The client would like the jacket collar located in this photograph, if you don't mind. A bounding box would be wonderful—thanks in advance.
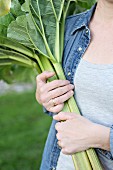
[71,3,97,35]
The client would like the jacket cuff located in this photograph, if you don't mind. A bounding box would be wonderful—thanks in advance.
[43,107,53,117]
[110,124,113,157]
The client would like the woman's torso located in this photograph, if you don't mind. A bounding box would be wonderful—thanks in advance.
[57,9,113,170]
[56,57,113,170]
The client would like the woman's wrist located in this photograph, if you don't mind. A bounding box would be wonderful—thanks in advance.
[90,124,110,151]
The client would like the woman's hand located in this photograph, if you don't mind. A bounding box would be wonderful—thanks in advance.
[36,71,74,113]
[54,112,110,155]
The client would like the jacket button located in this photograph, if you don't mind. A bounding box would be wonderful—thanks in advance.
[86,29,89,33]
[78,47,82,51]
[68,72,71,76]
[52,167,56,170]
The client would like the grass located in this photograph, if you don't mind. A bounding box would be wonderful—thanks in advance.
[0,90,52,170]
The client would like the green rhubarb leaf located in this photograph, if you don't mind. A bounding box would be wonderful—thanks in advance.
[7,0,96,62]
[0,47,37,83]
[10,0,25,17]
[0,48,35,67]
[31,0,56,55]
[7,14,49,57]
[0,0,26,36]
[0,64,36,84]
[0,36,35,58]
[30,0,66,59]
[0,0,11,16]
[77,0,96,11]
[0,13,14,36]
[8,0,68,61]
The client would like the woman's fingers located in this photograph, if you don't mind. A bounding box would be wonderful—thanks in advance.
[48,103,64,113]
[36,71,55,85]
[36,71,55,103]
[51,90,74,105]
[42,84,74,103]
[48,84,74,99]
[43,90,74,112]
[42,79,70,92]
[53,112,76,121]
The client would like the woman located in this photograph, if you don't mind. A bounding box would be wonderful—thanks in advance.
[36,0,113,169]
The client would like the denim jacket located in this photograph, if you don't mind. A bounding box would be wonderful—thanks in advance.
[40,4,113,170]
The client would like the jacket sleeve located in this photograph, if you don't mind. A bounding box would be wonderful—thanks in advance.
[110,125,113,157]
[43,107,55,117]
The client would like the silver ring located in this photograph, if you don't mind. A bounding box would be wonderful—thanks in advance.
[52,99,57,106]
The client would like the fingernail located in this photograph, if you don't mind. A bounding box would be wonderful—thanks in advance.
[67,80,70,84]
[53,115,57,118]
[71,90,74,94]
[48,71,55,74]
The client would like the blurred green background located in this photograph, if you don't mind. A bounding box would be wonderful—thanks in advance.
[0,80,52,170]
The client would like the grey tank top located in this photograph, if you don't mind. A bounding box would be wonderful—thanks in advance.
[56,58,113,170]
[74,58,113,127]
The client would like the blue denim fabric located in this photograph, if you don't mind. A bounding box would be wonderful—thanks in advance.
[110,125,113,158]
[40,3,113,170]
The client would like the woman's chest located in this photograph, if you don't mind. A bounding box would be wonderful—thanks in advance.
[75,59,113,96]
[74,58,113,126]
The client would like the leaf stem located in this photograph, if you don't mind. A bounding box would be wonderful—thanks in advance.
[64,0,71,18]
[49,0,58,20]
[35,0,55,61]
[55,21,60,63]
[60,14,65,60]
[30,5,43,36]
[0,37,34,58]
[58,0,65,21]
